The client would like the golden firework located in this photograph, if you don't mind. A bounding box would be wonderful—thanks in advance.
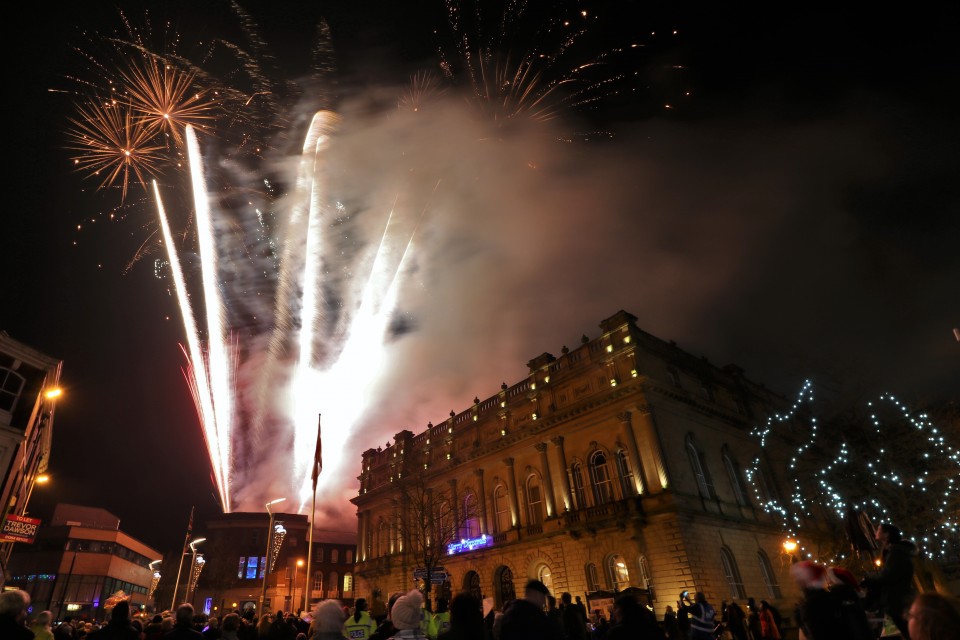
[66,100,167,201]
[118,58,218,148]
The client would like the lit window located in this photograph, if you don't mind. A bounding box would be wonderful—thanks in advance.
[586,563,600,592]
[606,554,630,591]
[463,492,481,538]
[537,564,554,594]
[720,546,746,599]
[589,451,614,505]
[494,485,511,533]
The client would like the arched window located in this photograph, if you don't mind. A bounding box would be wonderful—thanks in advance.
[758,550,782,599]
[589,451,614,505]
[586,563,600,592]
[343,573,354,596]
[328,571,339,596]
[571,463,588,509]
[666,367,682,387]
[494,566,515,609]
[526,475,544,525]
[331,548,339,563]
[463,492,481,538]
[719,547,746,599]
[0,367,25,414]
[605,554,630,591]
[536,564,554,595]
[345,549,353,564]
[616,450,636,497]
[723,448,750,506]
[463,570,482,601]
[686,435,715,498]
[494,485,511,533]
[637,555,653,590]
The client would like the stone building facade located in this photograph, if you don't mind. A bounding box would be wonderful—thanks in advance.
[352,310,809,619]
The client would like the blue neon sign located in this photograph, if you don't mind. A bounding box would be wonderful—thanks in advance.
[447,534,493,555]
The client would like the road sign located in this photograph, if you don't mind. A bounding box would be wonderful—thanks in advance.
[413,567,445,580]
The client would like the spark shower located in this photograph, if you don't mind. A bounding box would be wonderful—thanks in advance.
[156,116,416,513]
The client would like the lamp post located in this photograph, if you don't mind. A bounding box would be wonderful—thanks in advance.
[172,537,206,610]
[258,498,286,614]
[782,537,798,564]
[186,537,207,605]
[292,559,303,612]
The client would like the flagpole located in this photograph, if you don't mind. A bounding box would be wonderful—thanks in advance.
[303,415,321,613]
[170,506,194,610]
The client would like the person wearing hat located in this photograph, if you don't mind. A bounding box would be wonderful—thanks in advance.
[499,580,562,640]
[387,590,429,639]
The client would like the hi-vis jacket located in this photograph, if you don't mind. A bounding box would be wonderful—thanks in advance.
[343,610,377,640]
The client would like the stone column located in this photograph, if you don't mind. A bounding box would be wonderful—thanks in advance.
[534,443,558,517]
[504,457,520,528]
[357,510,367,562]
[474,468,489,535]
[391,499,400,554]
[550,436,573,511]
[617,411,647,495]
[635,408,669,492]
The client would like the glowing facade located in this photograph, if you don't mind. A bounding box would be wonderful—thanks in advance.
[352,310,810,618]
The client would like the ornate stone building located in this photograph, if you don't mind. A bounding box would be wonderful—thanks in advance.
[352,310,807,618]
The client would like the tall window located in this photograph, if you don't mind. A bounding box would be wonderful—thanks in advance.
[586,563,600,592]
[463,492,481,538]
[526,475,544,525]
[571,463,587,509]
[758,550,782,599]
[345,550,353,564]
[464,571,482,601]
[537,564,554,595]
[686,435,715,498]
[343,573,353,595]
[719,547,746,599]
[0,367,25,414]
[312,572,323,592]
[378,520,389,557]
[329,572,339,595]
[331,548,339,563]
[723,448,749,506]
[589,451,614,505]
[494,485,511,532]
[616,450,636,497]
[637,555,652,589]
[606,554,630,591]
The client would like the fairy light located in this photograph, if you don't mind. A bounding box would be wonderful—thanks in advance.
[746,381,960,562]
[270,523,287,572]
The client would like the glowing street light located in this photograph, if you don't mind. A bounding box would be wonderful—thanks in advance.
[258,498,286,613]
[45,388,63,400]
[35,474,50,485]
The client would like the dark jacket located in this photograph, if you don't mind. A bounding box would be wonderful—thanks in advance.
[0,615,35,640]
[87,620,140,640]
[165,623,207,640]
[562,605,588,640]
[500,599,561,640]
[606,610,661,640]
[796,587,872,640]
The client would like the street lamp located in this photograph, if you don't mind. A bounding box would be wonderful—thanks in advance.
[187,539,207,605]
[171,537,206,610]
[782,537,798,563]
[292,559,304,612]
[258,498,286,614]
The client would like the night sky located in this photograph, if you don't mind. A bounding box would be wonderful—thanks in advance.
[4,1,958,556]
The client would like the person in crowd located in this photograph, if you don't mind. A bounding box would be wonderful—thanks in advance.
[428,597,450,640]
[0,589,35,640]
[907,592,960,640]
[257,615,274,639]
[370,591,388,627]
[344,598,377,640]
[863,523,917,639]
[87,600,138,640]
[370,593,404,640]
[481,598,495,640]
[221,614,242,640]
[167,604,206,640]
[437,592,482,640]
[311,601,346,640]
[588,613,608,640]
[56,616,78,640]
[544,596,562,636]
[31,610,56,640]
[386,590,429,640]
[560,592,587,640]
[688,592,716,640]
[725,601,748,640]
[605,594,660,640]
[203,615,222,640]
[500,580,562,640]
[745,599,762,640]
[662,605,682,640]
[676,592,693,639]
[573,597,587,622]
[758,601,780,640]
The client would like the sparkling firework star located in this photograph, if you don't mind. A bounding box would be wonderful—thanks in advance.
[67,100,167,200]
[118,58,219,148]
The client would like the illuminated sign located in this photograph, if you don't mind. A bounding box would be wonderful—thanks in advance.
[447,534,493,555]
[1,515,41,543]
[66,604,81,611]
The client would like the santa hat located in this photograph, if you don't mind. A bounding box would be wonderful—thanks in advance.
[790,560,827,589]
[826,567,859,589]
[391,589,425,630]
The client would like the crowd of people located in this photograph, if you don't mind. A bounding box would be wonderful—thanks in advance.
[2,522,958,640]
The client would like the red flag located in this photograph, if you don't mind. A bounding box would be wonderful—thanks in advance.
[186,505,195,536]
[311,415,322,486]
